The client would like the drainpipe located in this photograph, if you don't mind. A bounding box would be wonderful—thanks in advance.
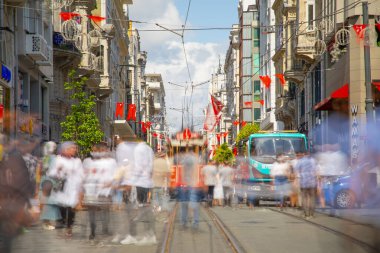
[13,7,19,140]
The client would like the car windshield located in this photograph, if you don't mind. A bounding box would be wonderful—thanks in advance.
[250,137,306,163]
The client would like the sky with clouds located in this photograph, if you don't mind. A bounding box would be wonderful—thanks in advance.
[129,0,237,133]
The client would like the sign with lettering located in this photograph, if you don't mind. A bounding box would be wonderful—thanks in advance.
[0,64,11,83]
[351,105,359,161]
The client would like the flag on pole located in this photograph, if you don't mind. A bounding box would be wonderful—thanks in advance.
[127,104,136,121]
[204,95,224,132]
[115,102,124,118]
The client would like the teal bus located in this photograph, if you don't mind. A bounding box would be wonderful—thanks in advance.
[238,131,308,205]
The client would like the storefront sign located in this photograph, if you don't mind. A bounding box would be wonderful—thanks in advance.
[0,64,11,83]
[351,105,359,160]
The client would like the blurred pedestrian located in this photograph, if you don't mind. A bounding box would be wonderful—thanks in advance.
[131,142,156,245]
[213,169,224,206]
[201,160,217,207]
[219,162,234,207]
[152,152,171,220]
[271,154,291,210]
[47,142,84,237]
[82,143,117,243]
[294,152,318,219]
[0,136,35,253]
[177,149,201,230]
[113,139,138,244]
[39,141,61,230]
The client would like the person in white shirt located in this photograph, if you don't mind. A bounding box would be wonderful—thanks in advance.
[219,163,234,207]
[271,154,291,210]
[47,141,83,237]
[201,161,217,207]
[82,143,117,242]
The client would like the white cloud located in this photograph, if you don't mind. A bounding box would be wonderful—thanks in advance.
[129,0,226,132]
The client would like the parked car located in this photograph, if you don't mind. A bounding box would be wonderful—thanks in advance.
[323,166,378,209]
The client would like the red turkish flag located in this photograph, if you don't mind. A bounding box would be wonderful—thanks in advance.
[60,12,80,21]
[241,121,247,127]
[233,120,240,126]
[127,104,136,121]
[152,132,158,137]
[259,75,271,89]
[373,82,380,91]
[223,132,228,138]
[0,104,3,120]
[115,102,124,118]
[204,96,223,132]
[183,128,191,140]
[244,101,252,107]
[353,24,367,39]
[140,122,147,133]
[216,133,221,143]
[87,15,106,23]
[257,99,264,106]
[275,73,286,86]
[145,121,152,129]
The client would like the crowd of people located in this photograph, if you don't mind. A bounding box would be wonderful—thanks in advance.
[1,130,379,252]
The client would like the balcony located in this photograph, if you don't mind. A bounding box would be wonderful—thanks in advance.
[284,59,305,84]
[53,32,81,63]
[26,34,49,61]
[154,102,161,110]
[6,0,26,6]
[295,31,316,63]
[147,82,161,90]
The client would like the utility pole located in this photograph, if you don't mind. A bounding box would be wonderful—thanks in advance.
[362,1,374,124]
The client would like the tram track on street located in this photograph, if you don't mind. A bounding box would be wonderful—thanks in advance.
[267,207,378,253]
[158,204,246,253]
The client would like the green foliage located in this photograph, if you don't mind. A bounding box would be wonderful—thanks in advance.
[60,70,104,157]
[213,143,235,165]
[236,123,260,143]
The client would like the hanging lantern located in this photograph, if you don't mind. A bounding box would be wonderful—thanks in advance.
[318,19,334,35]
[61,19,80,41]
[314,39,326,56]
[47,0,65,10]
[63,0,74,6]
[88,29,102,48]
[335,28,351,46]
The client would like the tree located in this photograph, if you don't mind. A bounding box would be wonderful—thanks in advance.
[236,123,260,143]
[60,70,104,157]
[213,143,235,165]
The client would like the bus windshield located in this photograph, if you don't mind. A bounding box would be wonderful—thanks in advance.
[250,137,306,164]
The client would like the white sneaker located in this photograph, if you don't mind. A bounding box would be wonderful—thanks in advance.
[136,235,157,246]
[111,234,121,243]
[120,235,137,245]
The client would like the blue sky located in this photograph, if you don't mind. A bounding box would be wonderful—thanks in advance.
[129,0,239,132]
[174,0,238,43]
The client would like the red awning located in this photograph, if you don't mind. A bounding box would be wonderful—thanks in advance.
[314,84,349,111]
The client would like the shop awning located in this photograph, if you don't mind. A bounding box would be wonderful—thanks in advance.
[314,84,349,111]
[113,120,137,141]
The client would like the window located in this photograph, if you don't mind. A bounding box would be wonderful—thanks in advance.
[253,54,260,74]
[243,40,252,57]
[243,27,251,40]
[308,4,314,29]
[242,58,252,75]
[254,81,261,101]
[253,28,260,47]
[243,109,252,122]
[243,82,252,94]
[243,12,253,25]
[254,108,261,121]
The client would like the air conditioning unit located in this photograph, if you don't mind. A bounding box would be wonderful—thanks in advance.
[26,34,48,61]
[36,46,53,66]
